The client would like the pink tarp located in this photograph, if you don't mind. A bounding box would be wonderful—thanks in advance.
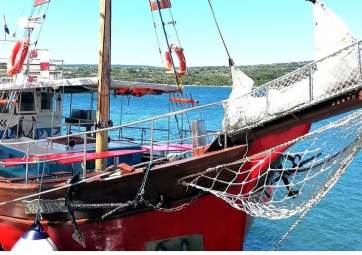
[1,149,146,167]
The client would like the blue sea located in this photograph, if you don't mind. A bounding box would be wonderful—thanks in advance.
[65,86,362,251]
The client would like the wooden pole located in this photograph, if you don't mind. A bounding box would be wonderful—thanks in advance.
[96,0,111,172]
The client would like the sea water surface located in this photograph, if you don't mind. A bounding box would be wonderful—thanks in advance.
[65,86,362,251]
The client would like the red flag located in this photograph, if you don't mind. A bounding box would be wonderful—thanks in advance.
[34,0,50,7]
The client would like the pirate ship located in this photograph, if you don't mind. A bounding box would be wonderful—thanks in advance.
[0,0,361,251]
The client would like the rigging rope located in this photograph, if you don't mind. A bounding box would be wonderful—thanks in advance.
[155,0,180,87]
[148,0,183,88]
[0,0,52,141]
[167,8,182,48]
[207,0,234,66]
[33,2,51,47]
[148,0,165,67]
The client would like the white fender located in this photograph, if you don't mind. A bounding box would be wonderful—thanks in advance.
[11,222,58,251]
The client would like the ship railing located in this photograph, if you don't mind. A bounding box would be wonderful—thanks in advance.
[1,40,362,183]
[0,102,225,183]
[114,126,192,145]
[224,40,362,132]
[358,41,362,81]
[114,126,218,148]
[0,58,64,84]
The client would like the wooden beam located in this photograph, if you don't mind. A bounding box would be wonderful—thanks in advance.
[96,0,111,172]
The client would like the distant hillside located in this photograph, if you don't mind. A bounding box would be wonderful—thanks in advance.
[64,61,311,86]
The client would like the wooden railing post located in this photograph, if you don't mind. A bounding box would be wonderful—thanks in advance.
[83,133,87,177]
[150,120,154,163]
[265,86,269,115]
[25,143,30,185]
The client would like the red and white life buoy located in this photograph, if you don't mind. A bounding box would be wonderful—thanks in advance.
[165,43,186,78]
[7,39,29,77]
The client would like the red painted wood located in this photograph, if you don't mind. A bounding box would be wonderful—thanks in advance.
[56,149,146,165]
[0,123,311,250]
[0,195,247,251]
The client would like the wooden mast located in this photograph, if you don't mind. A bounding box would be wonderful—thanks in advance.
[96,0,111,172]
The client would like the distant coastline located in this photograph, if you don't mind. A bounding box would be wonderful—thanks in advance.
[64,61,311,87]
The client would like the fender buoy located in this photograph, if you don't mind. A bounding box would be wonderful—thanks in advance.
[11,221,58,251]
[7,39,29,77]
[165,44,186,77]
[170,97,199,106]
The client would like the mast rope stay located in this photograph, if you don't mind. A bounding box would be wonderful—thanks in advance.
[155,0,181,87]
[167,8,182,48]
[207,0,234,66]
[148,0,186,88]
[147,0,165,67]
[0,0,52,141]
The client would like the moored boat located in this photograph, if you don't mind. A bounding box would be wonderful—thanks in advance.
[0,0,361,251]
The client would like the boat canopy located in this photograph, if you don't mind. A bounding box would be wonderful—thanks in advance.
[0,77,180,95]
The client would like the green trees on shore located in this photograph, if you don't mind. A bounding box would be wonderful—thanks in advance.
[64,61,310,87]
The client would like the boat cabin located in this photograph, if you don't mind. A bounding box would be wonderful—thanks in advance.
[0,88,63,140]
[0,47,199,180]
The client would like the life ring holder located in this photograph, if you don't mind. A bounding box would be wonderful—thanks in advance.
[165,43,186,77]
[7,39,30,77]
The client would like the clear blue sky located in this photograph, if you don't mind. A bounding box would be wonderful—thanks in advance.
[1,0,361,66]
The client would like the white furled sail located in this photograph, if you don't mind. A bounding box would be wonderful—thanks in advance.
[312,0,358,97]
[313,0,356,60]
[223,66,254,129]
[230,65,254,99]
[223,0,360,132]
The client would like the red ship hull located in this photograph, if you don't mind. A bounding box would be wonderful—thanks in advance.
[0,123,311,251]
[0,195,250,250]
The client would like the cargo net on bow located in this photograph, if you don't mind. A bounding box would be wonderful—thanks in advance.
[180,110,362,220]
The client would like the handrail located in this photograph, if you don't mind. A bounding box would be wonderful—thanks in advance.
[0,131,220,166]
[0,40,361,184]
[358,41,362,81]
[0,40,361,147]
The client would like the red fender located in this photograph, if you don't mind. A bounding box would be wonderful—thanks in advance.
[170,97,199,105]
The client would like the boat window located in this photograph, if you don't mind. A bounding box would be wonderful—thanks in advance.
[20,92,35,112]
[41,93,53,110]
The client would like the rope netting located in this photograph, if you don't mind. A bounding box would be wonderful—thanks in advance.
[181,110,362,219]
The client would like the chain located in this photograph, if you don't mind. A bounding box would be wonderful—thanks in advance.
[143,193,201,213]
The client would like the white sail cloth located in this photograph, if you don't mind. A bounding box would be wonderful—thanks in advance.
[223,0,359,131]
